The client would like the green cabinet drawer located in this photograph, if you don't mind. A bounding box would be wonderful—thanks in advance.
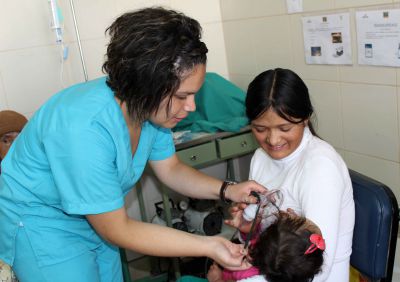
[217,132,258,159]
[176,141,218,167]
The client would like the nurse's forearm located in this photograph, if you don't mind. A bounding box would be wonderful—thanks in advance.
[88,207,215,257]
[150,156,222,200]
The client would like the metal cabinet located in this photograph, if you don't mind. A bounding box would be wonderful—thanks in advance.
[217,132,258,159]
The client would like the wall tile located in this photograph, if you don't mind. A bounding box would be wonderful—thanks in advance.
[223,20,259,76]
[202,23,229,76]
[303,0,335,12]
[221,0,335,17]
[115,0,172,15]
[228,74,255,92]
[220,0,254,20]
[341,83,399,161]
[0,46,66,114]
[170,0,222,23]
[398,87,400,162]
[335,148,346,160]
[220,0,287,20]
[344,151,400,201]
[67,0,117,41]
[251,16,294,73]
[62,38,111,86]
[334,0,393,9]
[340,66,397,85]
[307,80,344,148]
[249,0,287,18]
[80,38,108,80]
[397,69,400,87]
[0,73,8,110]
[394,243,400,282]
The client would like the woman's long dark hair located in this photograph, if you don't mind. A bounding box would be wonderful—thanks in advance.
[103,7,208,122]
[246,68,317,136]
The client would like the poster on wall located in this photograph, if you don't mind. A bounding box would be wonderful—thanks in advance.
[286,0,303,14]
[356,9,400,67]
[302,13,352,65]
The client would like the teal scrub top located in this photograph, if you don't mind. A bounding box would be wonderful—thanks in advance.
[0,77,175,267]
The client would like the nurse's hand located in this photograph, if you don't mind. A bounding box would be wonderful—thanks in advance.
[207,236,245,269]
[224,180,267,204]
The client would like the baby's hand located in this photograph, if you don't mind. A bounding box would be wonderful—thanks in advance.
[207,263,224,282]
[224,203,253,233]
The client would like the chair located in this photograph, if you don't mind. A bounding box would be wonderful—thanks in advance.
[349,169,399,282]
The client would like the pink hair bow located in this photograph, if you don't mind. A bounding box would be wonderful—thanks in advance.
[304,234,325,255]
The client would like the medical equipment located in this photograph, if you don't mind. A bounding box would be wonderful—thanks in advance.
[243,190,283,222]
[47,0,88,84]
[69,0,88,82]
[184,207,223,236]
[152,199,188,232]
[48,0,63,44]
[235,190,283,249]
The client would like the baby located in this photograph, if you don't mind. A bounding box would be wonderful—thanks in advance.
[207,211,325,282]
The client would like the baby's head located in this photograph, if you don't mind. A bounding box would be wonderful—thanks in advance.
[250,212,324,282]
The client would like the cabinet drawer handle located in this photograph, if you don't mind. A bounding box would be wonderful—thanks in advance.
[240,141,248,147]
[190,155,197,161]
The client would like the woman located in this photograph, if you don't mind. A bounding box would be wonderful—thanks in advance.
[0,7,265,282]
[245,68,355,281]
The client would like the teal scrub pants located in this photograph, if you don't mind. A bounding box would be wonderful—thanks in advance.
[12,226,123,282]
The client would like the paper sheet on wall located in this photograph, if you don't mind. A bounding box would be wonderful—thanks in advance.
[356,9,400,67]
[302,13,352,65]
[286,0,303,14]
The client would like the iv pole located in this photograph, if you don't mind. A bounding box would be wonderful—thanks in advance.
[69,0,88,82]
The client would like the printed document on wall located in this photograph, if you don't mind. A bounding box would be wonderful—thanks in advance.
[356,9,400,67]
[302,13,352,65]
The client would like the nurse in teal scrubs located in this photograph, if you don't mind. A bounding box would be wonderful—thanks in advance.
[0,7,265,282]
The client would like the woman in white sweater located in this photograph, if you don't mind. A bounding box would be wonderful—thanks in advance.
[244,68,355,282]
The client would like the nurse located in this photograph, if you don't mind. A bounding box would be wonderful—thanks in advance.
[244,68,355,282]
[0,7,265,282]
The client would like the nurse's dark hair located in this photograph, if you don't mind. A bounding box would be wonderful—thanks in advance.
[245,68,317,136]
[102,7,208,122]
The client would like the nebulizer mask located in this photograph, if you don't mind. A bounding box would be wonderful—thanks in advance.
[243,189,283,222]
[240,189,283,248]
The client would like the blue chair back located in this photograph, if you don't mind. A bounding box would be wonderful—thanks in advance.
[350,170,399,281]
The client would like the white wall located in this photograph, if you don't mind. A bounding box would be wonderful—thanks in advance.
[0,0,229,117]
[220,0,400,280]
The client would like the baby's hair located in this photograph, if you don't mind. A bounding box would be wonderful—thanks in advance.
[250,212,324,282]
